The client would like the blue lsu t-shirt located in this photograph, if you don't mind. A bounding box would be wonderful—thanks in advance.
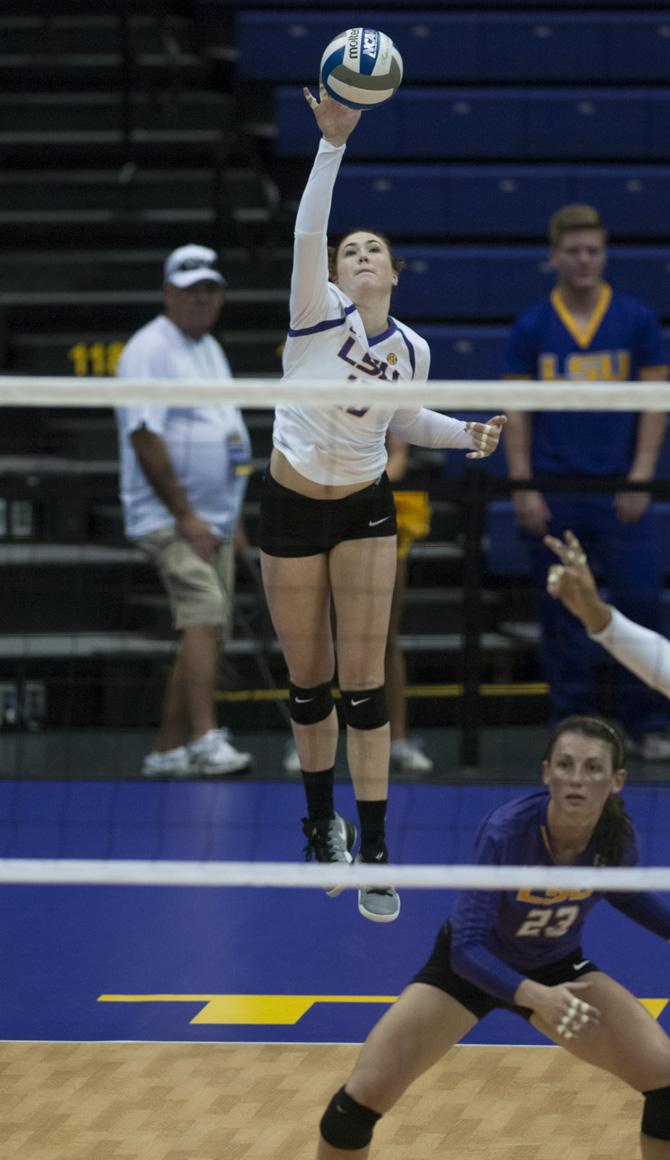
[503,285,668,476]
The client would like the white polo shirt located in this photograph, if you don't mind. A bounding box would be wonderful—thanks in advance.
[115,315,251,539]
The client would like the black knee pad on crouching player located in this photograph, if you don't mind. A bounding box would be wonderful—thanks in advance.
[289,680,333,725]
[320,1086,382,1150]
[642,1084,670,1140]
[340,685,388,730]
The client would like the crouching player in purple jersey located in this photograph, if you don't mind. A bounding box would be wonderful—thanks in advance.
[258,85,506,923]
[315,716,670,1158]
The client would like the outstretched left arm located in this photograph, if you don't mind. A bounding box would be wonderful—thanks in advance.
[389,409,506,458]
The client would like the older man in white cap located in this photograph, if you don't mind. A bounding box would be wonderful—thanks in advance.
[116,244,253,777]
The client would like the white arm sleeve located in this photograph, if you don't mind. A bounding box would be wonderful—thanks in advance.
[290,138,346,329]
[388,407,474,450]
[590,606,670,698]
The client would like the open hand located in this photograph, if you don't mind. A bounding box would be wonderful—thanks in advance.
[304,83,361,146]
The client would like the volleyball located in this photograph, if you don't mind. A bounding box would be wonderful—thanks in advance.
[320,27,403,110]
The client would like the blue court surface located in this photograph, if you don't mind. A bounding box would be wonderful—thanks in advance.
[0,779,668,1046]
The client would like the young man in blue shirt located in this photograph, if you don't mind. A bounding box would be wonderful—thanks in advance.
[502,204,669,760]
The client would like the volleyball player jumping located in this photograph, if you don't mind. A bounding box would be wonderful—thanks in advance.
[258,86,506,923]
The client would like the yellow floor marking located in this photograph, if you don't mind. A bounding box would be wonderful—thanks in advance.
[98,993,667,1026]
[640,998,668,1019]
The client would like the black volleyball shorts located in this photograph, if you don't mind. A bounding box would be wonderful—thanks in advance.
[411,922,599,1020]
[258,470,398,557]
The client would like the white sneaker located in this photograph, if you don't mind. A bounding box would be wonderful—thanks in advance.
[141,745,191,778]
[635,731,670,762]
[283,741,301,775]
[390,739,434,774]
[188,729,252,776]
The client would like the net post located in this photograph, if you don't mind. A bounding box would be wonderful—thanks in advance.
[459,466,488,768]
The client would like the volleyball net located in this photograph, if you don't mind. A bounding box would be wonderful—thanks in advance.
[0,374,669,892]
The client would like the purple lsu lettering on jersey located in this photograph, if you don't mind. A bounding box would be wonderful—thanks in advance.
[337,335,401,383]
[449,789,638,983]
[336,329,403,419]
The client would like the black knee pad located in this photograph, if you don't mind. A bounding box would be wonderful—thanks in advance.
[341,685,388,730]
[289,681,333,725]
[642,1084,670,1140]
[320,1086,382,1151]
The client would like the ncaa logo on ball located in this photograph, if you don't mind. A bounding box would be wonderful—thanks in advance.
[320,27,403,111]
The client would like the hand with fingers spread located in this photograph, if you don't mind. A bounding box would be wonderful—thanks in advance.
[550,984,601,1040]
[516,978,601,1039]
[464,414,507,460]
[303,83,361,147]
[544,529,612,634]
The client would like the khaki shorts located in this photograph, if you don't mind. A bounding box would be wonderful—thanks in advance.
[135,526,234,634]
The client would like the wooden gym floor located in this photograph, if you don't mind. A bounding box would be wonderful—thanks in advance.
[0,778,667,1157]
[0,1042,645,1160]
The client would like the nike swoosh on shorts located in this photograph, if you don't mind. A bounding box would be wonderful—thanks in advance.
[368,516,390,527]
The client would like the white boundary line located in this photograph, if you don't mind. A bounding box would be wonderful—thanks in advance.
[0,1038,550,1048]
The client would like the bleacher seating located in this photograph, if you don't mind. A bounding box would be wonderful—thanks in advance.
[1,0,667,745]
[328,165,670,240]
[276,87,670,160]
[202,0,646,9]
[237,12,670,84]
[391,247,670,322]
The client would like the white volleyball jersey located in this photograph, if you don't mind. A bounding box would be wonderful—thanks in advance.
[273,139,470,486]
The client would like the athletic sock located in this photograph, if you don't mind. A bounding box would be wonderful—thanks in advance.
[356,799,388,858]
[302,768,335,821]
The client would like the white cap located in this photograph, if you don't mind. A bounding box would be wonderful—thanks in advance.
[163,244,226,288]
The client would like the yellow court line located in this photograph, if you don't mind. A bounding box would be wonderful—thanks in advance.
[98,994,667,1026]
[98,994,397,1025]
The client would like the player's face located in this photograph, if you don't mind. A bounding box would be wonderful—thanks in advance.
[334,232,398,302]
[550,229,607,294]
[542,731,626,821]
[164,280,225,339]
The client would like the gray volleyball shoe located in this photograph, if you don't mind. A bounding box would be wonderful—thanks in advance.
[356,843,401,923]
[302,813,357,896]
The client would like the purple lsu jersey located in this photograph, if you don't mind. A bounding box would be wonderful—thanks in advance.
[449,790,660,1004]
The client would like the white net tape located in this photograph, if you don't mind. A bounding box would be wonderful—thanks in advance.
[1,859,669,891]
[3,376,670,411]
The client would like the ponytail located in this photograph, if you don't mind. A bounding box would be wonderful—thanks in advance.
[592,792,634,866]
